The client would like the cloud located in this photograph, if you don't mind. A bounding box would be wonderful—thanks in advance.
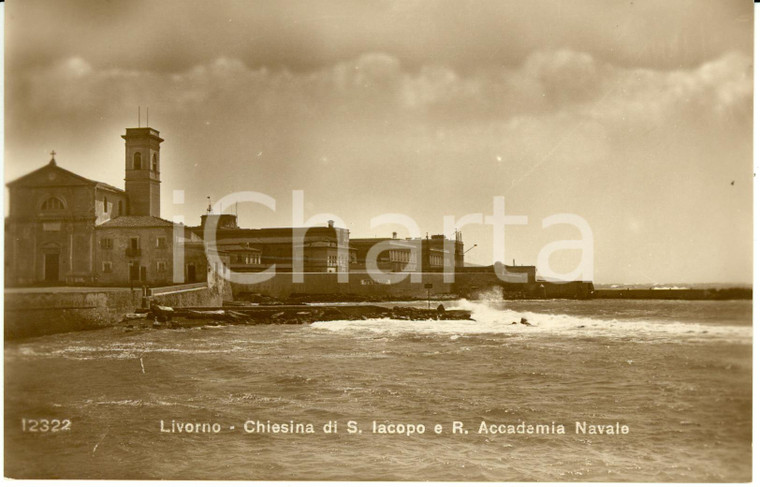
[9,48,751,162]
[6,0,752,77]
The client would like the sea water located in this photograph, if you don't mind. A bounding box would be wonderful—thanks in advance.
[4,299,752,481]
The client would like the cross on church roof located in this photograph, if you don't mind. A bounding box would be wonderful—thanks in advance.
[49,150,57,165]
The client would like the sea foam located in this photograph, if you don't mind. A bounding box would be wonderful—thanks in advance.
[310,298,752,344]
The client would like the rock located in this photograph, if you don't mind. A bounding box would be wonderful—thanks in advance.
[150,304,174,322]
[123,313,148,321]
[226,310,249,320]
[444,310,472,320]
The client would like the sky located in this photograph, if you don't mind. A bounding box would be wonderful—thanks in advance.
[4,0,753,285]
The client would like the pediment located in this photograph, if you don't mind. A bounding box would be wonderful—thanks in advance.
[7,163,96,189]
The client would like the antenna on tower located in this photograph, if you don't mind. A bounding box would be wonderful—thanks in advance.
[206,196,213,214]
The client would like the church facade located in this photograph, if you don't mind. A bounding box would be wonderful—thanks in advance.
[5,127,207,287]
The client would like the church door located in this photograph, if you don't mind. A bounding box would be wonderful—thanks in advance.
[44,253,59,282]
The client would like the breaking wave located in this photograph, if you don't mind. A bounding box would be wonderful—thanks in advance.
[311,298,752,344]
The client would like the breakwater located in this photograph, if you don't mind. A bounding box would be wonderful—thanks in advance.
[127,304,472,330]
[6,282,749,340]
[594,287,751,300]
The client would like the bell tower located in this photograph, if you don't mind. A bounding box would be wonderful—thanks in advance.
[123,127,164,217]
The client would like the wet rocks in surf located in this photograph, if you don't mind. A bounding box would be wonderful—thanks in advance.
[122,304,472,331]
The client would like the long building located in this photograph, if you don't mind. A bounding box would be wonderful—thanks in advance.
[194,215,469,276]
[350,232,464,273]
[191,215,352,274]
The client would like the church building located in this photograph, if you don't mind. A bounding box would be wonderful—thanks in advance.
[5,127,207,287]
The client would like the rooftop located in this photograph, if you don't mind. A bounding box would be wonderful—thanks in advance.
[98,215,177,228]
[7,159,126,194]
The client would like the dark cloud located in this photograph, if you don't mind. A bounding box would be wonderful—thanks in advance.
[6,0,752,73]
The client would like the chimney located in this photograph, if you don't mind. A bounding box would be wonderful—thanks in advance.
[392,231,398,239]
[328,220,334,228]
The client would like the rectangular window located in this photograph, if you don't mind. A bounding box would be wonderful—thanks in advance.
[129,262,139,281]
[102,261,112,273]
[129,237,139,250]
[100,238,113,249]
[157,261,167,273]
[156,237,167,249]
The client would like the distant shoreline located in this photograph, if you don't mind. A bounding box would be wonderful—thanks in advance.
[591,287,751,300]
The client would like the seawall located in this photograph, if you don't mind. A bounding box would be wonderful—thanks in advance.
[230,272,595,301]
[231,272,456,300]
[5,284,225,339]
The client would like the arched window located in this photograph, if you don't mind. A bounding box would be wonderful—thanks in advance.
[40,197,65,211]
[133,152,142,170]
[103,197,108,213]
[152,153,158,172]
